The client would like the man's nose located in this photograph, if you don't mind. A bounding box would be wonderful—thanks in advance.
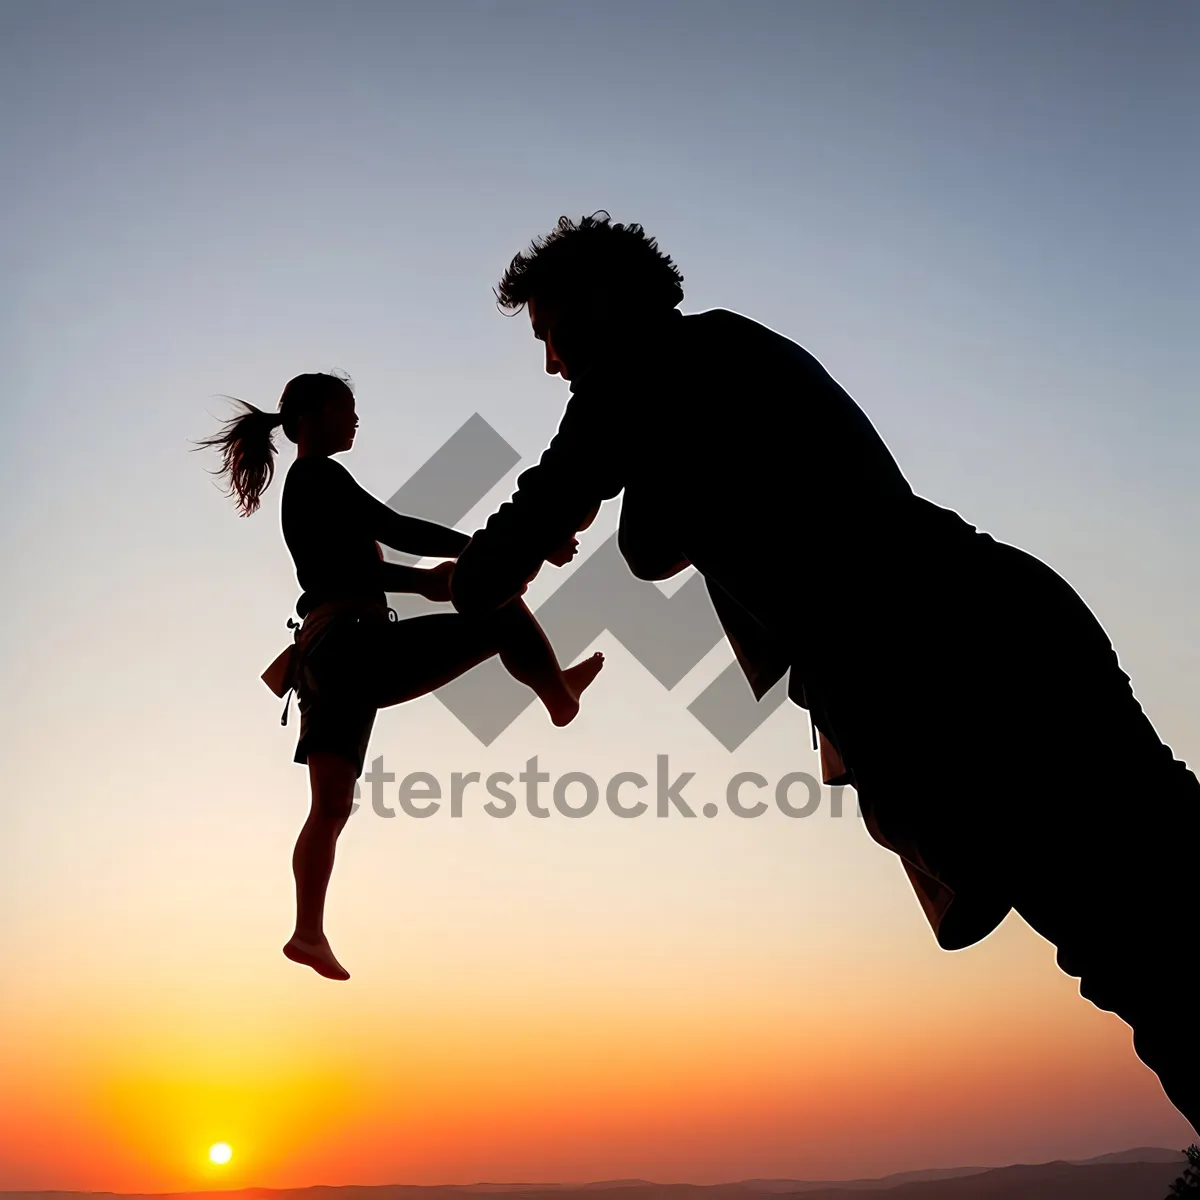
[544,344,563,377]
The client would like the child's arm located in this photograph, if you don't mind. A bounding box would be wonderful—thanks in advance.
[368,499,469,558]
[370,541,457,602]
[344,467,470,559]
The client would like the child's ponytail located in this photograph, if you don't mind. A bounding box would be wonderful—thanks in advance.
[197,400,286,516]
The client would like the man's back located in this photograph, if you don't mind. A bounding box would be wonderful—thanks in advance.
[613,308,939,642]
[669,308,914,518]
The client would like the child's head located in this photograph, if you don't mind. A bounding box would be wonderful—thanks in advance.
[197,371,356,516]
[279,373,357,454]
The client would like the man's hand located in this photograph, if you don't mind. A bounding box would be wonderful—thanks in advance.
[545,535,580,567]
[419,561,455,603]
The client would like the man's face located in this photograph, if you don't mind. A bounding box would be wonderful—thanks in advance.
[529,294,592,382]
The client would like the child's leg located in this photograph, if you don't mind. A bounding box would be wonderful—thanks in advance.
[374,600,603,724]
[490,599,604,726]
[283,750,357,980]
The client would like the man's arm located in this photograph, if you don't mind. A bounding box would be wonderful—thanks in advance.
[545,501,604,567]
[450,394,624,614]
[619,539,691,581]
[616,484,689,580]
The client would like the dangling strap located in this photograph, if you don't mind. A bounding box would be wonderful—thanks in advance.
[281,616,301,724]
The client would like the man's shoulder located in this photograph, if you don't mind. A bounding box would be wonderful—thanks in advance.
[682,307,834,377]
[679,306,801,348]
[681,306,747,322]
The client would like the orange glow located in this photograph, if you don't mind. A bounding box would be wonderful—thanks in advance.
[0,913,1189,1191]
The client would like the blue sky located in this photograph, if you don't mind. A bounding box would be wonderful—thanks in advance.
[1,2,1197,1179]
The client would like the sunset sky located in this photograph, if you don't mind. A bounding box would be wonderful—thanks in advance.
[1,0,1197,1191]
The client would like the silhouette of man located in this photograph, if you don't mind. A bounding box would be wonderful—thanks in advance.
[450,212,1199,1132]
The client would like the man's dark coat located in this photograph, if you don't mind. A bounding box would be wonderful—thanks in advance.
[450,307,1134,950]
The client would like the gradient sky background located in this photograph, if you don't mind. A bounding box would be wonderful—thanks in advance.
[1,0,1197,1191]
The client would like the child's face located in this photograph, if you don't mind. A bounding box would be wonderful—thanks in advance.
[314,386,358,453]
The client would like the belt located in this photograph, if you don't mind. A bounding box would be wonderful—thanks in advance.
[262,599,396,726]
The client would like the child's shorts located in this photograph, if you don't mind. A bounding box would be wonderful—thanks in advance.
[291,604,392,779]
[287,596,528,779]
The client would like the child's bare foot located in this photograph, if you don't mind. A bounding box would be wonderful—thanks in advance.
[283,932,350,980]
[546,652,605,726]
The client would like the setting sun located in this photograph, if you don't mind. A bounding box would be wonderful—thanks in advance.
[208,1143,232,1166]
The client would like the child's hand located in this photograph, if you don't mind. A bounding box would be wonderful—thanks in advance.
[546,535,580,567]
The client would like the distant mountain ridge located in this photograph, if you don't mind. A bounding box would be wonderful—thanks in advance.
[2,1149,1188,1200]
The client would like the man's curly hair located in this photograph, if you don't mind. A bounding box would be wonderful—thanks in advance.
[495,211,684,313]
